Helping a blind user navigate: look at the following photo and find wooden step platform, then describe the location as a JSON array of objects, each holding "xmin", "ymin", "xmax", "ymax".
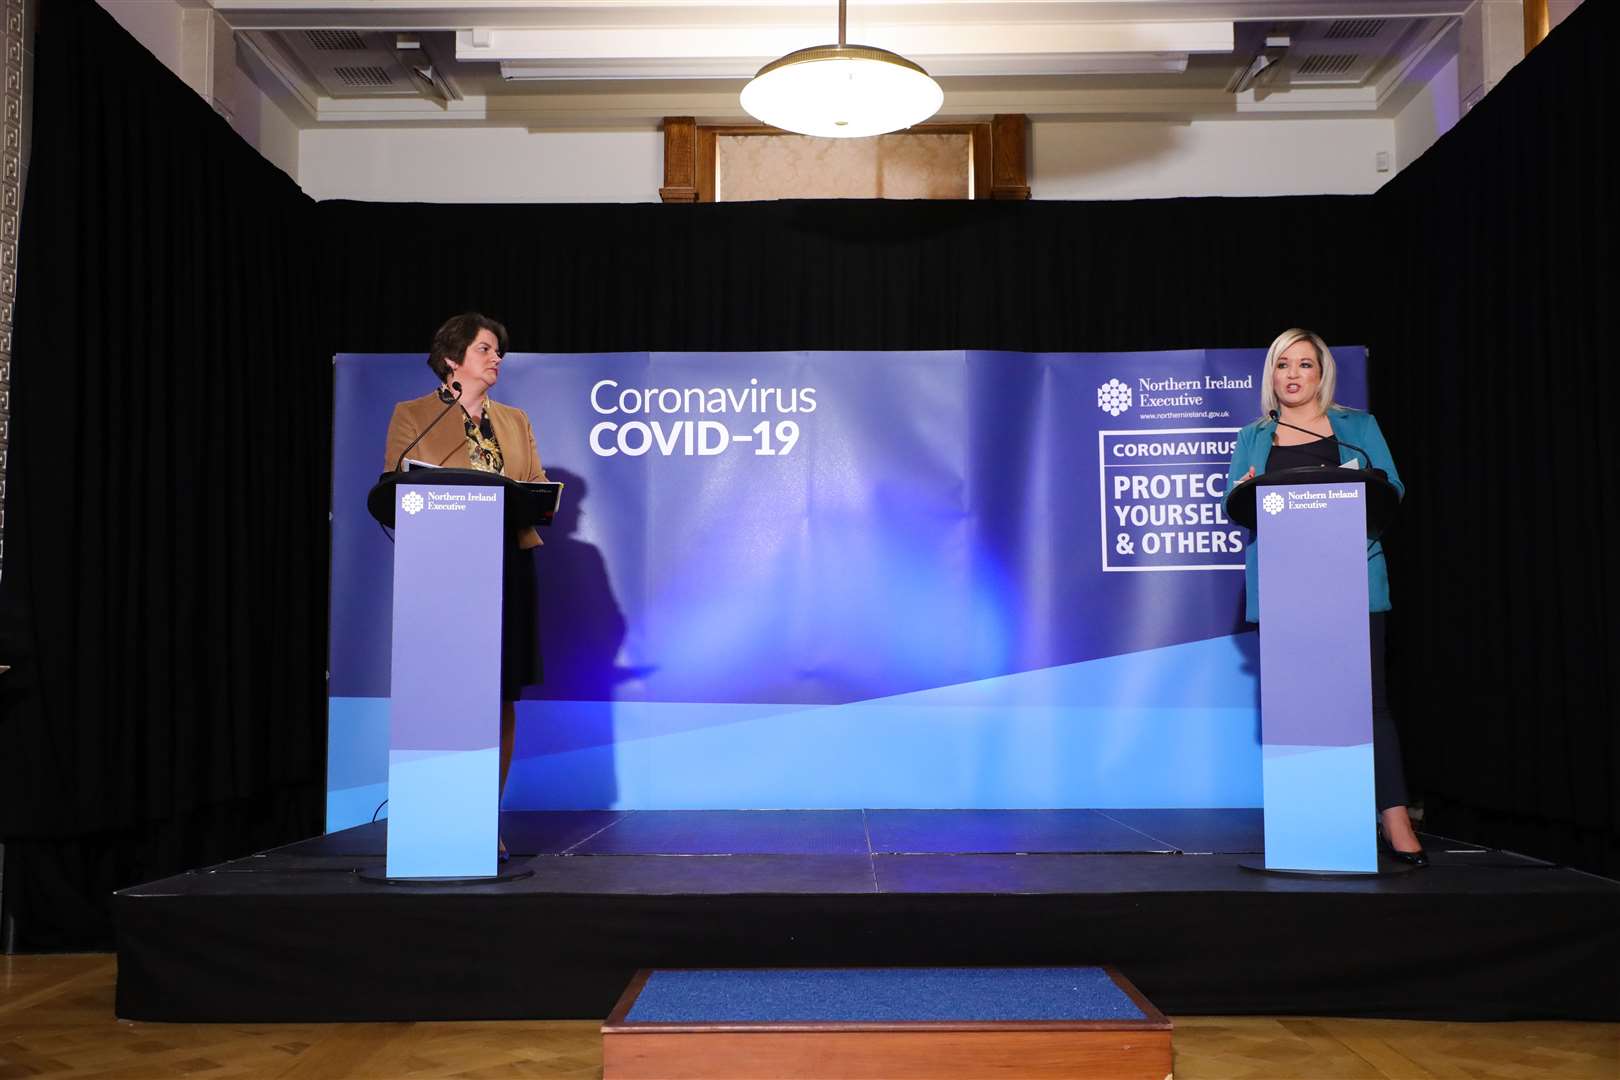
[{"xmin": 601, "ymin": 965, "xmax": 1172, "ymax": 1079}]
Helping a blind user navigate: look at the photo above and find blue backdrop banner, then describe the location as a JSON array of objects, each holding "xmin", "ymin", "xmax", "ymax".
[{"xmin": 327, "ymin": 347, "xmax": 1367, "ymax": 827}]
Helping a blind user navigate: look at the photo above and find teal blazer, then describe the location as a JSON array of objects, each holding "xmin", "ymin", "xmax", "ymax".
[{"xmin": 1224, "ymin": 408, "xmax": 1404, "ymax": 623}]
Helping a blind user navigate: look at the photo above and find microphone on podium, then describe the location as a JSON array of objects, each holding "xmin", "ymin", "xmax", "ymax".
[{"xmin": 1268, "ymin": 409, "xmax": 1382, "ymax": 476}]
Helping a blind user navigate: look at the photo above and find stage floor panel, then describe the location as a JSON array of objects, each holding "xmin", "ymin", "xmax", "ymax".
[
  {"xmin": 871, "ymin": 848, "xmax": 1566, "ymax": 894},
  {"xmin": 864, "ymin": 809, "xmax": 1176, "ymax": 854},
  {"xmin": 116, "ymin": 809, "xmax": 1620, "ymax": 1025},
  {"xmin": 1100, "ymin": 807, "xmax": 1266, "ymax": 853},
  {"xmin": 271, "ymin": 810, "xmax": 627, "ymax": 857},
  {"xmin": 568, "ymin": 809, "xmax": 872, "ymax": 856}
]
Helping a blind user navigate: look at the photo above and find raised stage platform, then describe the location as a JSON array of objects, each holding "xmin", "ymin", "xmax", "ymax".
[{"xmin": 114, "ymin": 809, "xmax": 1620, "ymax": 1023}]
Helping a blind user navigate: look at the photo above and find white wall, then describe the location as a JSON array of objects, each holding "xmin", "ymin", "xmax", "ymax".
[
  {"xmin": 297, "ymin": 118, "xmax": 1399, "ymax": 205},
  {"xmin": 1032, "ymin": 118, "xmax": 1394, "ymax": 200},
  {"xmin": 299, "ymin": 128, "xmax": 664, "ymax": 203},
  {"xmin": 211, "ymin": 23, "xmax": 303, "ymax": 181},
  {"xmin": 1549, "ymin": 1, "xmax": 1587, "ymax": 31},
  {"xmin": 1393, "ymin": 0, "xmax": 1589, "ymax": 176},
  {"xmin": 298, "ymin": 111, "xmax": 1479, "ymax": 203},
  {"xmin": 1394, "ymin": 51, "xmax": 1461, "ymax": 172},
  {"xmin": 97, "ymin": 0, "xmax": 301, "ymax": 182},
  {"xmin": 97, "ymin": 0, "xmax": 182, "ymax": 72},
  {"xmin": 235, "ymin": 88, "xmax": 302, "ymax": 183},
  {"xmin": 1459, "ymin": 0, "xmax": 1527, "ymax": 113}
]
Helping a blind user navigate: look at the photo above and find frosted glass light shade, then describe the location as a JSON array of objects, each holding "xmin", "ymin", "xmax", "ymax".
[{"xmin": 740, "ymin": 45, "xmax": 944, "ymax": 138}]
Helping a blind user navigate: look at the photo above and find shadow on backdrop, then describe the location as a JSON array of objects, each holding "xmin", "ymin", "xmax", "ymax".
[{"xmin": 509, "ymin": 468, "xmax": 633, "ymax": 808}]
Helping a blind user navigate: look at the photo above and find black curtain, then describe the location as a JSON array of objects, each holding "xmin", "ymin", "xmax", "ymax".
[
  {"xmin": 1, "ymin": 0, "xmax": 1613, "ymax": 949},
  {"xmin": 313, "ymin": 195, "xmax": 1373, "ymax": 355},
  {"xmin": 0, "ymin": 0, "xmax": 327, "ymax": 947},
  {"xmin": 1371, "ymin": 2, "xmax": 1617, "ymax": 875}
]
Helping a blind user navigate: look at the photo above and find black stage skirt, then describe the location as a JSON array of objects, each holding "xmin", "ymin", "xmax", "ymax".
[{"xmin": 501, "ymin": 541, "xmax": 541, "ymax": 700}]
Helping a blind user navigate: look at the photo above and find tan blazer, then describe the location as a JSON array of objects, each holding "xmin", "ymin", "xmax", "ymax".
[{"xmin": 384, "ymin": 389, "xmax": 549, "ymax": 548}]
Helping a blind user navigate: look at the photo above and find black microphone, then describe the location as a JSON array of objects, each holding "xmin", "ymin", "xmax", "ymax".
[
  {"xmin": 392, "ymin": 381, "xmax": 463, "ymax": 473},
  {"xmin": 1268, "ymin": 409, "xmax": 1382, "ymax": 475}
]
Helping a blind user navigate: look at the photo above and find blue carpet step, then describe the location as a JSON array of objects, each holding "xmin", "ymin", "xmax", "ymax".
[{"xmin": 602, "ymin": 966, "xmax": 1172, "ymax": 1079}]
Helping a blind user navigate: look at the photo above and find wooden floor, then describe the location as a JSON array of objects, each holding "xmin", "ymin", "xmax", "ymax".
[{"xmin": 3, "ymin": 955, "xmax": 1615, "ymax": 1079}]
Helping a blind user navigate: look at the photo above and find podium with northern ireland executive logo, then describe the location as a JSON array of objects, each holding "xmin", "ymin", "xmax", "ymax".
[
  {"xmin": 366, "ymin": 469, "xmax": 560, "ymax": 881},
  {"xmin": 1228, "ymin": 467, "xmax": 1400, "ymax": 874}
]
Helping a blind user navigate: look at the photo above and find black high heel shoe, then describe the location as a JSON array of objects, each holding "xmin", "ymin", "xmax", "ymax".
[
  {"xmin": 498, "ymin": 836, "xmax": 510, "ymax": 864},
  {"xmin": 1378, "ymin": 831, "xmax": 1429, "ymax": 868}
]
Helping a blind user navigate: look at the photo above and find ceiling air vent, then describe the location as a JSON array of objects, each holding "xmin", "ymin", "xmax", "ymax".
[
  {"xmin": 305, "ymin": 30, "xmax": 368, "ymax": 52},
  {"xmin": 332, "ymin": 65, "xmax": 394, "ymax": 88},
  {"xmin": 1324, "ymin": 19, "xmax": 1387, "ymax": 41},
  {"xmin": 1298, "ymin": 53, "xmax": 1358, "ymax": 77}
]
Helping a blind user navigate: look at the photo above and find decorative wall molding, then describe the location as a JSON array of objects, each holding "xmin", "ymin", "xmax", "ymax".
[{"xmin": 0, "ymin": 0, "xmax": 26, "ymax": 568}]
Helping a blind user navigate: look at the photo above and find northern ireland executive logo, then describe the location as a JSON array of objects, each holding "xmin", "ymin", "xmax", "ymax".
[
  {"xmin": 401, "ymin": 490, "xmax": 425, "ymax": 516},
  {"xmin": 1097, "ymin": 378, "xmax": 1132, "ymax": 417},
  {"xmin": 1262, "ymin": 492, "xmax": 1284, "ymax": 516}
]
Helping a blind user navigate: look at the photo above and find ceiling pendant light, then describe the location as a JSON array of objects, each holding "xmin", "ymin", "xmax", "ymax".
[{"xmin": 740, "ymin": 0, "xmax": 944, "ymax": 138}]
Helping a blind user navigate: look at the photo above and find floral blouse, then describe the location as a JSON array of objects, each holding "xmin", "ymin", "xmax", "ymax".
[{"xmin": 462, "ymin": 403, "xmax": 504, "ymax": 474}]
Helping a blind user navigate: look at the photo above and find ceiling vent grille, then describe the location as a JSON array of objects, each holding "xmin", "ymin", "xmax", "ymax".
[
  {"xmin": 305, "ymin": 30, "xmax": 368, "ymax": 52},
  {"xmin": 332, "ymin": 65, "xmax": 394, "ymax": 87},
  {"xmin": 1325, "ymin": 19, "xmax": 1387, "ymax": 40},
  {"xmin": 1298, "ymin": 53, "xmax": 1359, "ymax": 76}
]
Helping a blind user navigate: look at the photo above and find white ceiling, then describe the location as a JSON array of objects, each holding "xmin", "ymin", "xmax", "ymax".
[{"xmin": 209, "ymin": 0, "xmax": 1470, "ymax": 129}]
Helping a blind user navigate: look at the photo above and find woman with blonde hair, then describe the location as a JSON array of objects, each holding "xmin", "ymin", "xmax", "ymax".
[{"xmin": 1225, "ymin": 328, "xmax": 1425, "ymax": 865}]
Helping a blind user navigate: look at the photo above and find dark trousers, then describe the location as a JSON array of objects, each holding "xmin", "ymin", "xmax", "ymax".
[{"xmin": 1370, "ymin": 612, "xmax": 1409, "ymax": 812}]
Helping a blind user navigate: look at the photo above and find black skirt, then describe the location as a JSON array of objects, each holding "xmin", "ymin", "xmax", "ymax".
[{"xmin": 501, "ymin": 541, "xmax": 541, "ymax": 700}]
